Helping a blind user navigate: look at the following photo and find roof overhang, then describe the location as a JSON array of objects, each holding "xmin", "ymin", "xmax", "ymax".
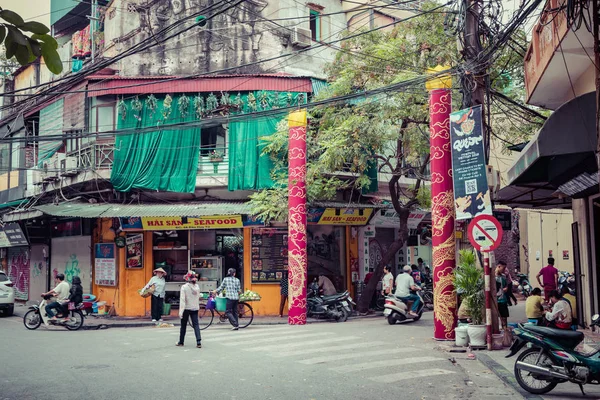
[{"xmin": 498, "ymin": 91, "xmax": 598, "ymax": 209}]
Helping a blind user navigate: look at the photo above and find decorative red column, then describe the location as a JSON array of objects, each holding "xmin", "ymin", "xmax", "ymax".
[
  {"xmin": 287, "ymin": 110, "xmax": 308, "ymax": 325},
  {"xmin": 426, "ymin": 67, "xmax": 457, "ymax": 340}
]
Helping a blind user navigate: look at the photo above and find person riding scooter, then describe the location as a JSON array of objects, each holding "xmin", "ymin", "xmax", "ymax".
[
  {"xmin": 68, "ymin": 276, "xmax": 83, "ymax": 309},
  {"xmin": 395, "ymin": 265, "xmax": 422, "ymax": 318},
  {"xmin": 42, "ymin": 274, "xmax": 70, "ymax": 321}
]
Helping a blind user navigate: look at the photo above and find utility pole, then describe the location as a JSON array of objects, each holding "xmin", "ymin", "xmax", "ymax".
[{"xmin": 461, "ymin": 0, "xmax": 500, "ymax": 336}]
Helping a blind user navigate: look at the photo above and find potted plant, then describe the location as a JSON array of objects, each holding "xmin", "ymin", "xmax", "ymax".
[
  {"xmin": 209, "ymin": 150, "xmax": 224, "ymax": 163},
  {"xmin": 454, "ymin": 249, "xmax": 486, "ymax": 346}
]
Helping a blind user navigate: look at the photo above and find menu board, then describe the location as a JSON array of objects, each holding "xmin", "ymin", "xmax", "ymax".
[
  {"xmin": 126, "ymin": 234, "xmax": 143, "ymax": 268},
  {"xmin": 95, "ymin": 243, "xmax": 117, "ymax": 286},
  {"xmin": 251, "ymin": 228, "xmax": 288, "ymax": 283}
]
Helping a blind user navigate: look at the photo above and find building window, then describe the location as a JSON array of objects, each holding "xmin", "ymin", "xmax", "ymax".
[
  {"xmin": 309, "ymin": 9, "xmax": 321, "ymax": 41},
  {"xmin": 200, "ymin": 124, "xmax": 227, "ymax": 156},
  {"xmin": 90, "ymin": 97, "xmax": 116, "ymax": 134},
  {"xmin": 65, "ymin": 130, "xmax": 82, "ymax": 154}
]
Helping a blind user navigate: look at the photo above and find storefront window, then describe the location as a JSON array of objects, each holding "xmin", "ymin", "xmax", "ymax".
[{"xmin": 308, "ymin": 225, "xmax": 346, "ymax": 291}]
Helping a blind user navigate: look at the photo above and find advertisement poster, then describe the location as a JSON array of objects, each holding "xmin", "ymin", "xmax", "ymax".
[
  {"xmin": 95, "ymin": 243, "xmax": 117, "ymax": 286},
  {"xmin": 449, "ymin": 105, "xmax": 492, "ymax": 220},
  {"xmin": 125, "ymin": 234, "xmax": 143, "ymax": 268}
]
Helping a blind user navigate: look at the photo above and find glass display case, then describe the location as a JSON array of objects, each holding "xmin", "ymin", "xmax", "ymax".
[{"xmin": 192, "ymin": 256, "xmax": 222, "ymax": 292}]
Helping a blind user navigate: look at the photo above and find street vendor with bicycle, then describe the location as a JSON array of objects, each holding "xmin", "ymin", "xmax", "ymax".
[{"xmin": 213, "ymin": 268, "xmax": 242, "ymax": 331}]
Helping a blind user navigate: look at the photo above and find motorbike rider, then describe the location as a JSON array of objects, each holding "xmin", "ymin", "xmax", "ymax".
[
  {"xmin": 544, "ymin": 289, "xmax": 572, "ymax": 330},
  {"xmin": 42, "ymin": 273, "xmax": 70, "ymax": 321},
  {"xmin": 68, "ymin": 276, "xmax": 84, "ymax": 310},
  {"xmin": 318, "ymin": 274, "xmax": 336, "ymax": 296},
  {"xmin": 394, "ymin": 265, "xmax": 421, "ymax": 318}
]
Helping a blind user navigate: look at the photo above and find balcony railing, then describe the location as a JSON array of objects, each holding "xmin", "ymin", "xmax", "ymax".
[
  {"xmin": 198, "ymin": 147, "xmax": 229, "ymax": 175},
  {"xmin": 75, "ymin": 142, "xmax": 116, "ymax": 171}
]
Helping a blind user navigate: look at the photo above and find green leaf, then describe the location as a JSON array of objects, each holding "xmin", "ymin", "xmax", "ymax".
[
  {"xmin": 14, "ymin": 44, "xmax": 30, "ymax": 65},
  {"xmin": 27, "ymin": 38, "xmax": 42, "ymax": 57},
  {"xmin": 31, "ymin": 33, "xmax": 58, "ymax": 49},
  {"xmin": 0, "ymin": 26, "xmax": 6, "ymax": 44},
  {"xmin": 4, "ymin": 31, "xmax": 17, "ymax": 59},
  {"xmin": 6, "ymin": 26, "xmax": 27, "ymax": 45},
  {"xmin": 0, "ymin": 9, "xmax": 25, "ymax": 26},
  {"xmin": 40, "ymin": 42, "xmax": 63, "ymax": 74},
  {"xmin": 20, "ymin": 21, "xmax": 50, "ymax": 35}
]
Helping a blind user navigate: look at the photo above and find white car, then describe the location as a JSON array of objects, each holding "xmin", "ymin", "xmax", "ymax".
[{"xmin": 0, "ymin": 270, "xmax": 15, "ymax": 316}]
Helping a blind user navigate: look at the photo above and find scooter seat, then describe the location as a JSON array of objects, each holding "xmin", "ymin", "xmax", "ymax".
[{"xmin": 524, "ymin": 325, "xmax": 584, "ymax": 348}]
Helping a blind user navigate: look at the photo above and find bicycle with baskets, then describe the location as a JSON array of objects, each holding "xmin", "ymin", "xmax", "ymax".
[{"xmin": 189, "ymin": 291, "xmax": 261, "ymax": 330}]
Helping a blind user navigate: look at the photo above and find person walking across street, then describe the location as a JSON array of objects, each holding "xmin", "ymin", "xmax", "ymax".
[
  {"xmin": 537, "ymin": 257, "xmax": 559, "ymax": 302},
  {"xmin": 176, "ymin": 271, "xmax": 202, "ymax": 348},
  {"xmin": 214, "ymin": 268, "xmax": 242, "ymax": 330},
  {"xmin": 142, "ymin": 267, "xmax": 167, "ymax": 322}
]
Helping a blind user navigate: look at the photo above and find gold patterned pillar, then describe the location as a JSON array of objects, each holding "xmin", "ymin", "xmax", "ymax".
[{"xmin": 426, "ymin": 66, "xmax": 457, "ymax": 340}]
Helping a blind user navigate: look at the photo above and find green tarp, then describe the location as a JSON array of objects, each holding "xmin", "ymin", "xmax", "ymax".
[
  {"xmin": 111, "ymin": 95, "xmax": 201, "ymax": 193},
  {"xmin": 38, "ymin": 99, "xmax": 64, "ymax": 167}
]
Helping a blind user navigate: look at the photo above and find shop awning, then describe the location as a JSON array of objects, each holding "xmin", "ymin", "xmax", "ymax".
[
  {"xmin": 34, "ymin": 202, "xmax": 253, "ymax": 218},
  {"xmin": 506, "ymin": 92, "xmax": 597, "ymax": 187},
  {"xmin": 497, "ymin": 92, "xmax": 597, "ymax": 209}
]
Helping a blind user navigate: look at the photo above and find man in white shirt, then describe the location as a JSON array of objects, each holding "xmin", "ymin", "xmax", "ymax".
[
  {"xmin": 43, "ymin": 273, "xmax": 70, "ymax": 320},
  {"xmin": 395, "ymin": 265, "xmax": 422, "ymax": 317}
]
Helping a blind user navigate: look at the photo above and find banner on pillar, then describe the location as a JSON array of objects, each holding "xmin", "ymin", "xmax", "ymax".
[{"xmin": 449, "ymin": 105, "xmax": 492, "ymax": 221}]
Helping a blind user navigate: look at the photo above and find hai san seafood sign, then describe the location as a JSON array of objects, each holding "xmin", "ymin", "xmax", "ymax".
[
  {"xmin": 449, "ymin": 105, "xmax": 492, "ymax": 221},
  {"xmin": 140, "ymin": 216, "xmax": 243, "ymax": 230}
]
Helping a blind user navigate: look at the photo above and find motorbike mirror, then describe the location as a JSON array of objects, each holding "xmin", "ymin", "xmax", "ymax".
[{"xmin": 592, "ymin": 314, "xmax": 600, "ymax": 325}]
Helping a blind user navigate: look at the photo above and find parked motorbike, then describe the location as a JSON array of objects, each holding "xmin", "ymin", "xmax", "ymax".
[
  {"xmin": 506, "ymin": 314, "xmax": 600, "ymax": 395},
  {"xmin": 421, "ymin": 282, "xmax": 434, "ymax": 310},
  {"xmin": 23, "ymin": 294, "xmax": 85, "ymax": 331},
  {"xmin": 307, "ymin": 283, "xmax": 353, "ymax": 322},
  {"xmin": 383, "ymin": 291, "xmax": 425, "ymax": 324},
  {"xmin": 558, "ymin": 271, "xmax": 576, "ymax": 296},
  {"xmin": 516, "ymin": 273, "xmax": 532, "ymax": 297}
]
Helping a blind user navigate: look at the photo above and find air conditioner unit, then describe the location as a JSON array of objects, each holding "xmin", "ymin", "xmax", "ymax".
[
  {"xmin": 41, "ymin": 158, "xmax": 59, "ymax": 182},
  {"xmin": 60, "ymin": 156, "xmax": 79, "ymax": 177},
  {"xmin": 486, "ymin": 165, "xmax": 501, "ymax": 198},
  {"xmin": 291, "ymin": 27, "xmax": 312, "ymax": 48},
  {"xmin": 28, "ymin": 169, "xmax": 43, "ymax": 186}
]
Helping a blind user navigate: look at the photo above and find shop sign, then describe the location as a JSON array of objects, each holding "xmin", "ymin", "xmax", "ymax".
[
  {"xmin": 95, "ymin": 243, "xmax": 117, "ymax": 286},
  {"xmin": 368, "ymin": 210, "xmax": 426, "ymax": 229},
  {"xmin": 125, "ymin": 234, "xmax": 143, "ymax": 269},
  {"xmin": 317, "ymin": 208, "xmax": 373, "ymax": 225},
  {"xmin": 0, "ymin": 223, "xmax": 28, "ymax": 247},
  {"xmin": 450, "ymin": 105, "xmax": 493, "ymax": 221},
  {"xmin": 120, "ymin": 217, "xmax": 143, "ymax": 231},
  {"xmin": 307, "ymin": 208, "xmax": 326, "ymax": 223},
  {"xmin": 363, "ymin": 226, "xmax": 376, "ymax": 238},
  {"xmin": 140, "ymin": 215, "xmax": 243, "ymax": 230}
]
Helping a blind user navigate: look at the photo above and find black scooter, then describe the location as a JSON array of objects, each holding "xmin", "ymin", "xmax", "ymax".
[{"xmin": 307, "ymin": 282, "xmax": 353, "ymax": 322}]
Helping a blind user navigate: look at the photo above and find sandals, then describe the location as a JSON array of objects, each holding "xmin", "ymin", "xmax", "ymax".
[
  {"xmin": 196, "ymin": 344, "xmax": 202, "ymax": 348},
  {"xmin": 175, "ymin": 343, "xmax": 184, "ymax": 347}
]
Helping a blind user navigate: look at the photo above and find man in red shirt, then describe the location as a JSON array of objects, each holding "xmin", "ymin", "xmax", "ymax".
[{"xmin": 537, "ymin": 257, "xmax": 559, "ymax": 302}]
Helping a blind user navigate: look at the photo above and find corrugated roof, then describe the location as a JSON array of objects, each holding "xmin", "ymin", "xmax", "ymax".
[
  {"xmin": 35, "ymin": 202, "xmax": 252, "ymax": 218},
  {"xmin": 86, "ymin": 75, "xmax": 313, "ymax": 97},
  {"xmin": 311, "ymin": 201, "xmax": 391, "ymax": 209}
]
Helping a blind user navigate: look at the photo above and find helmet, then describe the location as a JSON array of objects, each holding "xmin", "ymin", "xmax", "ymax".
[
  {"xmin": 71, "ymin": 276, "xmax": 82, "ymax": 285},
  {"xmin": 184, "ymin": 271, "xmax": 197, "ymax": 282},
  {"xmin": 403, "ymin": 265, "xmax": 412, "ymax": 273}
]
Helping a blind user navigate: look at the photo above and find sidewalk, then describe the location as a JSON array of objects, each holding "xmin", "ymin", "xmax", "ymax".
[{"xmin": 10, "ymin": 303, "xmax": 381, "ymax": 330}]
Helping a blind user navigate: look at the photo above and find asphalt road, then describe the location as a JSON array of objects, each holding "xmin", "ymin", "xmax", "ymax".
[{"xmin": 1, "ymin": 311, "xmax": 486, "ymax": 400}]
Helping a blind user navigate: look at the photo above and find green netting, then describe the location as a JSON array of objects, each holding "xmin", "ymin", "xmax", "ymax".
[
  {"xmin": 111, "ymin": 95, "xmax": 201, "ymax": 193},
  {"xmin": 38, "ymin": 99, "xmax": 64, "ymax": 167}
]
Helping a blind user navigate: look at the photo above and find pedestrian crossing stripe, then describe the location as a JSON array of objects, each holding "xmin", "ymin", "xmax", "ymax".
[
  {"xmin": 370, "ymin": 368, "xmax": 456, "ymax": 383},
  {"xmin": 271, "ymin": 341, "xmax": 387, "ymax": 357},
  {"xmin": 330, "ymin": 356, "xmax": 445, "ymax": 373},
  {"xmin": 246, "ymin": 336, "xmax": 359, "ymax": 352},
  {"xmin": 298, "ymin": 348, "xmax": 415, "ymax": 365},
  {"xmin": 220, "ymin": 332, "xmax": 333, "ymax": 346}
]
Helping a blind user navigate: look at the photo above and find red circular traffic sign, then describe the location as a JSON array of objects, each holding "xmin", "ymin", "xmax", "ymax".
[{"xmin": 467, "ymin": 215, "xmax": 503, "ymax": 251}]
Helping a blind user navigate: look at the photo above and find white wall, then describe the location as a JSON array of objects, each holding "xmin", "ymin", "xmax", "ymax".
[{"xmin": 51, "ymin": 236, "xmax": 92, "ymax": 293}]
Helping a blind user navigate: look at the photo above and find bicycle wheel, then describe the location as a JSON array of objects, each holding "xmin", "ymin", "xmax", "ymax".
[
  {"xmin": 237, "ymin": 302, "xmax": 254, "ymax": 329},
  {"xmin": 190, "ymin": 304, "xmax": 214, "ymax": 330}
]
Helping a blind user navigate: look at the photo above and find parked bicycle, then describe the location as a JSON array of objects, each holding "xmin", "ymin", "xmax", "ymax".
[{"xmin": 189, "ymin": 294, "xmax": 254, "ymax": 330}]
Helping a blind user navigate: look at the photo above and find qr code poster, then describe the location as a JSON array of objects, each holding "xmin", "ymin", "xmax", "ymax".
[{"xmin": 449, "ymin": 106, "xmax": 493, "ymax": 221}]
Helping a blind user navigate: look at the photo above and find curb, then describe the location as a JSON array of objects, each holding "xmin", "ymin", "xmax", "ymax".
[{"xmin": 476, "ymin": 353, "xmax": 542, "ymax": 400}]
